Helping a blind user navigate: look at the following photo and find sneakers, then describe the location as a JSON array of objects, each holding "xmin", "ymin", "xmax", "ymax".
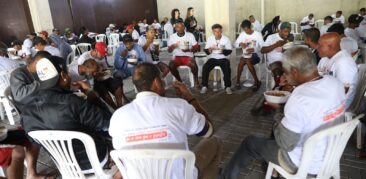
[
  {"xmin": 200, "ymin": 86, "xmax": 208, "ymax": 94},
  {"xmin": 225, "ymin": 87, "xmax": 232, "ymax": 95}
]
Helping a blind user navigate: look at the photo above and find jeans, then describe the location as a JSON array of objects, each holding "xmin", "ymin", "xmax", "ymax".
[
  {"xmin": 201, "ymin": 58, "xmax": 231, "ymax": 88},
  {"xmin": 114, "ymin": 67, "xmax": 135, "ymax": 80},
  {"xmin": 221, "ymin": 135, "xmax": 280, "ymax": 179}
]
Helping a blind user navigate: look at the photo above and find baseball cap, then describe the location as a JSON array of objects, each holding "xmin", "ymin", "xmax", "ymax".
[
  {"xmin": 348, "ymin": 14, "xmax": 363, "ymax": 24},
  {"xmin": 126, "ymin": 24, "xmax": 134, "ymax": 30},
  {"xmin": 64, "ymin": 28, "xmax": 72, "ymax": 33},
  {"xmin": 280, "ymin": 22, "xmax": 291, "ymax": 30},
  {"xmin": 95, "ymin": 42, "xmax": 107, "ymax": 57},
  {"xmin": 38, "ymin": 31, "xmax": 49, "ymax": 37},
  {"xmin": 122, "ymin": 34, "xmax": 134, "ymax": 42},
  {"xmin": 36, "ymin": 58, "xmax": 60, "ymax": 89}
]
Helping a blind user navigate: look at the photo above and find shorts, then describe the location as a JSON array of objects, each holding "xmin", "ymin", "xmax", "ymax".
[
  {"xmin": 173, "ymin": 56, "xmax": 193, "ymax": 66},
  {"xmin": 0, "ymin": 130, "xmax": 32, "ymax": 167},
  {"xmin": 242, "ymin": 53, "xmax": 260, "ymax": 65}
]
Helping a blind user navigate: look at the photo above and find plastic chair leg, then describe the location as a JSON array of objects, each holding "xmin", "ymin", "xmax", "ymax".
[
  {"xmin": 2, "ymin": 98, "xmax": 15, "ymax": 125},
  {"xmin": 0, "ymin": 102, "xmax": 4, "ymax": 120},
  {"xmin": 357, "ymin": 123, "xmax": 363, "ymax": 149}
]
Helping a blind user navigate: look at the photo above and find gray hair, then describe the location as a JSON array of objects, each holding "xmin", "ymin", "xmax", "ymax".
[{"xmin": 282, "ymin": 46, "xmax": 317, "ymax": 76}]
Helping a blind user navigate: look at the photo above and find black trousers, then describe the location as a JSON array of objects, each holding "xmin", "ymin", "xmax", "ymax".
[{"xmin": 201, "ymin": 58, "xmax": 231, "ymax": 88}]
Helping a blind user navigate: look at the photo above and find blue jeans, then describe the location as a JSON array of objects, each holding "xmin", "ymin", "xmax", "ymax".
[{"xmin": 113, "ymin": 67, "xmax": 135, "ymax": 80}]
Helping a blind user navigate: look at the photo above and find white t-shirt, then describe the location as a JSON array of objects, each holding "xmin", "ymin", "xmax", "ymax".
[
  {"xmin": 282, "ymin": 75, "xmax": 346, "ymax": 174},
  {"xmin": 235, "ymin": 31, "xmax": 264, "ymax": 58},
  {"xmin": 152, "ymin": 22, "xmax": 161, "ymax": 30},
  {"xmin": 138, "ymin": 23, "xmax": 148, "ymax": 33},
  {"xmin": 168, "ymin": 32, "xmax": 197, "ymax": 58},
  {"xmin": 0, "ymin": 57, "xmax": 19, "ymax": 95},
  {"xmin": 138, "ymin": 36, "xmax": 159, "ymax": 64},
  {"xmin": 44, "ymin": 46, "xmax": 61, "ymax": 57},
  {"xmin": 109, "ymin": 92, "xmax": 206, "ymax": 179},
  {"xmin": 345, "ymin": 27, "xmax": 363, "ymax": 45},
  {"xmin": 319, "ymin": 23, "xmax": 333, "ymax": 35},
  {"xmin": 68, "ymin": 63, "xmax": 86, "ymax": 82},
  {"xmin": 300, "ymin": 16, "xmax": 315, "ymax": 31},
  {"xmin": 205, "ymin": 35, "xmax": 232, "ymax": 59},
  {"xmin": 356, "ymin": 25, "xmax": 366, "ymax": 38},
  {"xmin": 252, "ymin": 20, "xmax": 263, "ymax": 32},
  {"xmin": 331, "ymin": 14, "xmax": 345, "ymax": 24},
  {"xmin": 263, "ymin": 33, "xmax": 284, "ymax": 65},
  {"xmin": 131, "ymin": 30, "xmax": 140, "ymax": 41},
  {"xmin": 22, "ymin": 38, "xmax": 32, "ymax": 56},
  {"xmin": 164, "ymin": 23, "xmax": 174, "ymax": 37},
  {"xmin": 77, "ymin": 51, "xmax": 108, "ymax": 70}
]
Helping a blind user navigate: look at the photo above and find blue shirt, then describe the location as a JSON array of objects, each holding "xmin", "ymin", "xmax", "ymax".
[{"xmin": 114, "ymin": 44, "xmax": 146, "ymax": 71}]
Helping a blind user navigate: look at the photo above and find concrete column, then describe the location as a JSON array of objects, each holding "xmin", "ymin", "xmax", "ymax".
[
  {"xmin": 27, "ymin": 0, "xmax": 54, "ymax": 33},
  {"xmin": 204, "ymin": 0, "xmax": 236, "ymax": 78}
]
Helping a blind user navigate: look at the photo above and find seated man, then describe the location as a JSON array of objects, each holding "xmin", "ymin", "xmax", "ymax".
[
  {"xmin": 261, "ymin": 22, "xmax": 292, "ymax": 88},
  {"xmin": 201, "ymin": 24, "xmax": 233, "ymax": 94},
  {"xmin": 320, "ymin": 16, "xmax": 333, "ymax": 35},
  {"xmin": 10, "ymin": 40, "xmax": 27, "ymax": 61},
  {"xmin": 300, "ymin": 13, "xmax": 315, "ymax": 32},
  {"xmin": 345, "ymin": 14, "xmax": 364, "ymax": 45},
  {"xmin": 138, "ymin": 26, "xmax": 170, "ymax": 77},
  {"xmin": 22, "ymin": 57, "xmax": 112, "ymax": 174},
  {"xmin": 317, "ymin": 32, "xmax": 358, "ymax": 109},
  {"xmin": 303, "ymin": 28, "xmax": 321, "ymax": 63},
  {"xmin": 126, "ymin": 24, "xmax": 140, "ymax": 42},
  {"xmin": 221, "ymin": 47, "xmax": 346, "ymax": 179},
  {"xmin": 109, "ymin": 63, "xmax": 222, "ymax": 179},
  {"xmin": 327, "ymin": 23, "xmax": 359, "ymax": 56},
  {"xmin": 68, "ymin": 59, "xmax": 98, "ymax": 83},
  {"xmin": 22, "ymin": 33, "xmax": 37, "ymax": 62},
  {"xmin": 235, "ymin": 20, "xmax": 264, "ymax": 91},
  {"xmin": 332, "ymin": 10, "xmax": 345, "ymax": 24},
  {"xmin": 168, "ymin": 20, "xmax": 200, "ymax": 87},
  {"xmin": 115, "ymin": 34, "xmax": 146, "ymax": 79},
  {"xmin": 32, "ymin": 37, "xmax": 61, "ymax": 58},
  {"xmin": 77, "ymin": 42, "xmax": 125, "ymax": 108},
  {"xmin": 78, "ymin": 26, "xmax": 95, "ymax": 44}
]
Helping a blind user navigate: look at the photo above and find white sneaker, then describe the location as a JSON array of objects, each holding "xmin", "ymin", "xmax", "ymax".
[
  {"xmin": 200, "ymin": 86, "xmax": 208, "ymax": 94},
  {"xmin": 226, "ymin": 87, "xmax": 233, "ymax": 95}
]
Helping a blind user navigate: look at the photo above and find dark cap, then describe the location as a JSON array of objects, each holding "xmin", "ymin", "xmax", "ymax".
[
  {"xmin": 122, "ymin": 34, "xmax": 134, "ymax": 42},
  {"xmin": 348, "ymin": 14, "xmax": 363, "ymax": 24},
  {"xmin": 27, "ymin": 32, "xmax": 37, "ymax": 37}
]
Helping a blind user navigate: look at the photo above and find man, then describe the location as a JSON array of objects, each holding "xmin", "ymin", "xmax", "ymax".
[
  {"xmin": 138, "ymin": 19, "xmax": 148, "ymax": 35},
  {"xmin": 126, "ymin": 24, "xmax": 140, "ymax": 42},
  {"xmin": 249, "ymin": 15, "xmax": 263, "ymax": 32},
  {"xmin": 221, "ymin": 47, "xmax": 346, "ymax": 179},
  {"xmin": 168, "ymin": 20, "xmax": 200, "ymax": 88},
  {"xmin": 235, "ymin": 20, "xmax": 264, "ymax": 91},
  {"xmin": 32, "ymin": 37, "xmax": 61, "ymax": 57},
  {"xmin": 64, "ymin": 28, "xmax": 78, "ymax": 45},
  {"xmin": 68, "ymin": 59, "xmax": 98, "ymax": 83},
  {"xmin": 345, "ymin": 14, "xmax": 364, "ymax": 45},
  {"xmin": 115, "ymin": 34, "xmax": 146, "ymax": 79},
  {"xmin": 138, "ymin": 26, "xmax": 170, "ymax": 77},
  {"xmin": 10, "ymin": 40, "xmax": 27, "ymax": 63},
  {"xmin": 320, "ymin": 16, "xmax": 333, "ymax": 35},
  {"xmin": 22, "ymin": 56, "xmax": 113, "ymax": 174},
  {"xmin": 77, "ymin": 42, "xmax": 126, "ymax": 109},
  {"xmin": 50, "ymin": 29, "xmax": 73, "ymax": 60},
  {"xmin": 22, "ymin": 32, "xmax": 36, "ymax": 62},
  {"xmin": 303, "ymin": 28, "xmax": 321, "ymax": 63},
  {"xmin": 332, "ymin": 10, "xmax": 345, "ymax": 24},
  {"xmin": 200, "ymin": 24, "xmax": 232, "ymax": 94},
  {"xmin": 261, "ymin": 22, "xmax": 291, "ymax": 88},
  {"xmin": 109, "ymin": 63, "xmax": 222, "ymax": 179},
  {"xmin": 152, "ymin": 19, "xmax": 161, "ymax": 30},
  {"xmin": 0, "ymin": 42, "xmax": 19, "ymax": 98},
  {"xmin": 300, "ymin": 13, "xmax": 315, "ymax": 32},
  {"xmin": 317, "ymin": 32, "xmax": 358, "ymax": 108},
  {"xmin": 78, "ymin": 27, "xmax": 95, "ymax": 44}
]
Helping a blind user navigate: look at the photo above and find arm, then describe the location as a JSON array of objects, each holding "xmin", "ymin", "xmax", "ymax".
[
  {"xmin": 114, "ymin": 46, "xmax": 127, "ymax": 70},
  {"xmin": 10, "ymin": 70, "xmax": 40, "ymax": 102},
  {"xmin": 137, "ymin": 46, "xmax": 146, "ymax": 63},
  {"xmin": 261, "ymin": 40, "xmax": 286, "ymax": 54}
]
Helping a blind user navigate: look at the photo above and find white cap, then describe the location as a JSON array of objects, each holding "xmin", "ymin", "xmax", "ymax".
[{"xmin": 36, "ymin": 58, "xmax": 59, "ymax": 89}]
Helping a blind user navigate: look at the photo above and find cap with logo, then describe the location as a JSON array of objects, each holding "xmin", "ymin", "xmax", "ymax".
[
  {"xmin": 36, "ymin": 58, "xmax": 60, "ymax": 89},
  {"xmin": 95, "ymin": 42, "xmax": 107, "ymax": 57}
]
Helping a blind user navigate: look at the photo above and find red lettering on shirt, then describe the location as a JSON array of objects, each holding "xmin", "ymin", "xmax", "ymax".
[
  {"xmin": 126, "ymin": 131, "xmax": 168, "ymax": 143},
  {"xmin": 323, "ymin": 103, "xmax": 345, "ymax": 121}
]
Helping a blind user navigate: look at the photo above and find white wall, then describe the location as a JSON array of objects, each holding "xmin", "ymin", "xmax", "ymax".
[
  {"xmin": 28, "ymin": 0, "xmax": 54, "ymax": 33},
  {"xmin": 156, "ymin": 0, "xmax": 205, "ymax": 26}
]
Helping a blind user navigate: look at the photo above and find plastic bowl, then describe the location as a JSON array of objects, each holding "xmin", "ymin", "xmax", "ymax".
[
  {"xmin": 264, "ymin": 90, "xmax": 291, "ymax": 104},
  {"xmin": 0, "ymin": 126, "xmax": 8, "ymax": 141},
  {"xmin": 127, "ymin": 58, "xmax": 138, "ymax": 63},
  {"xmin": 212, "ymin": 49, "xmax": 222, "ymax": 54},
  {"xmin": 283, "ymin": 42, "xmax": 294, "ymax": 50}
]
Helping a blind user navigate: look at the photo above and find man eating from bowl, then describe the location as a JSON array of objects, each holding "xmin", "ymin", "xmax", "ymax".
[{"xmin": 220, "ymin": 47, "xmax": 346, "ymax": 179}]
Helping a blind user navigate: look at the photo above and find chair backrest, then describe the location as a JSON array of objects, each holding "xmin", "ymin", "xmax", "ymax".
[
  {"xmin": 347, "ymin": 64, "xmax": 366, "ymax": 113},
  {"xmin": 28, "ymin": 130, "xmax": 108, "ymax": 179},
  {"xmin": 108, "ymin": 33, "xmax": 120, "ymax": 46},
  {"xmin": 237, "ymin": 22, "xmax": 242, "ymax": 34},
  {"xmin": 315, "ymin": 19, "xmax": 324, "ymax": 29},
  {"xmin": 66, "ymin": 52, "xmax": 75, "ymax": 64},
  {"xmin": 110, "ymin": 149, "xmax": 195, "ymax": 179},
  {"xmin": 289, "ymin": 22, "xmax": 298, "ymax": 34},
  {"xmin": 76, "ymin": 43, "xmax": 92, "ymax": 55},
  {"xmin": 0, "ymin": 70, "xmax": 13, "ymax": 96},
  {"xmin": 95, "ymin": 34, "xmax": 106, "ymax": 43},
  {"xmin": 294, "ymin": 115, "xmax": 362, "ymax": 178}
]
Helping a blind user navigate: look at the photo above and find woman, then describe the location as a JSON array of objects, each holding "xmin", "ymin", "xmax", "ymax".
[
  {"xmin": 170, "ymin": 9, "xmax": 183, "ymax": 29},
  {"xmin": 184, "ymin": 7, "xmax": 199, "ymax": 40},
  {"xmin": 261, "ymin": 16, "xmax": 281, "ymax": 40}
]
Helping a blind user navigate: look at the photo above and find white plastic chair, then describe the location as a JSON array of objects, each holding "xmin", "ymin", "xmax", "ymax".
[
  {"xmin": 345, "ymin": 64, "xmax": 366, "ymax": 149},
  {"xmin": 265, "ymin": 114, "xmax": 363, "ymax": 179},
  {"xmin": 242, "ymin": 63, "xmax": 262, "ymax": 87},
  {"xmin": 315, "ymin": 19, "xmax": 324, "ymax": 29},
  {"xmin": 173, "ymin": 66, "xmax": 195, "ymax": 88},
  {"xmin": 76, "ymin": 43, "xmax": 92, "ymax": 55},
  {"xmin": 289, "ymin": 22, "xmax": 301, "ymax": 40},
  {"xmin": 66, "ymin": 52, "xmax": 75, "ymax": 64},
  {"xmin": 194, "ymin": 52, "xmax": 208, "ymax": 78},
  {"xmin": 28, "ymin": 130, "xmax": 117, "ymax": 179},
  {"xmin": 110, "ymin": 149, "xmax": 195, "ymax": 179},
  {"xmin": 237, "ymin": 22, "xmax": 242, "ymax": 35},
  {"xmin": 95, "ymin": 34, "xmax": 106, "ymax": 43},
  {"xmin": 263, "ymin": 54, "xmax": 275, "ymax": 90},
  {"xmin": 0, "ymin": 70, "xmax": 16, "ymax": 125},
  {"xmin": 213, "ymin": 66, "xmax": 225, "ymax": 90},
  {"xmin": 107, "ymin": 33, "xmax": 120, "ymax": 56}
]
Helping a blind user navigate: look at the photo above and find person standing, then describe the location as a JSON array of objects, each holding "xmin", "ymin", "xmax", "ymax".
[
  {"xmin": 184, "ymin": 7, "xmax": 199, "ymax": 41},
  {"xmin": 170, "ymin": 9, "xmax": 183, "ymax": 31},
  {"xmin": 262, "ymin": 16, "xmax": 281, "ymax": 41}
]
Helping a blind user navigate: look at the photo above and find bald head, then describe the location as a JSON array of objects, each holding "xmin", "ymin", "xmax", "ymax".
[{"xmin": 318, "ymin": 32, "xmax": 341, "ymax": 58}]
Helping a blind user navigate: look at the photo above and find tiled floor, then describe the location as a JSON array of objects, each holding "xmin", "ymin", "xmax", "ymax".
[{"xmin": 1, "ymin": 50, "xmax": 366, "ymax": 178}]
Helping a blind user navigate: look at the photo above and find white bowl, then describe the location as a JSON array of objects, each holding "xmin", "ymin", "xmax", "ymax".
[
  {"xmin": 127, "ymin": 58, "xmax": 138, "ymax": 63},
  {"xmin": 0, "ymin": 126, "xmax": 8, "ymax": 141},
  {"xmin": 264, "ymin": 90, "xmax": 291, "ymax": 104},
  {"xmin": 283, "ymin": 42, "xmax": 294, "ymax": 50}
]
